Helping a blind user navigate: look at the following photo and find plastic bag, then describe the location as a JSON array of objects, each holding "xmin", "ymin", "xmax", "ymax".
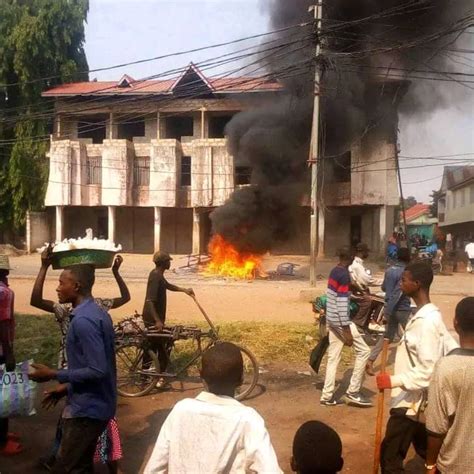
[{"xmin": 0, "ymin": 360, "xmax": 37, "ymax": 417}]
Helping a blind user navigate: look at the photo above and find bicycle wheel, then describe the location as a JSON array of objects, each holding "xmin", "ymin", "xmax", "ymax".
[
  {"xmin": 234, "ymin": 344, "xmax": 259, "ymax": 401},
  {"xmin": 116, "ymin": 341, "xmax": 159, "ymax": 397}
]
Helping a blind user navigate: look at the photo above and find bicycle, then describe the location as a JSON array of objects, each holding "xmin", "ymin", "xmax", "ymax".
[{"xmin": 114, "ymin": 297, "xmax": 259, "ymax": 401}]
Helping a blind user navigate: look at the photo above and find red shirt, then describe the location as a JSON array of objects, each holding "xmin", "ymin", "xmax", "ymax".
[{"xmin": 0, "ymin": 281, "xmax": 14, "ymax": 321}]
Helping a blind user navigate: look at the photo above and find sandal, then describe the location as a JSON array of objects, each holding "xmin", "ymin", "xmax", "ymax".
[
  {"xmin": 0, "ymin": 439, "xmax": 23, "ymax": 456},
  {"xmin": 7, "ymin": 432, "xmax": 20, "ymax": 441}
]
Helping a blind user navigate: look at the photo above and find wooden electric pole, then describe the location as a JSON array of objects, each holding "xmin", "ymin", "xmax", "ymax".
[{"xmin": 309, "ymin": 3, "xmax": 323, "ymax": 287}]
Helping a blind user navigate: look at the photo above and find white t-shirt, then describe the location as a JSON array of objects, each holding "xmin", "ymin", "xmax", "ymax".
[
  {"xmin": 465, "ymin": 242, "xmax": 474, "ymax": 258},
  {"xmin": 144, "ymin": 391, "xmax": 282, "ymax": 474}
]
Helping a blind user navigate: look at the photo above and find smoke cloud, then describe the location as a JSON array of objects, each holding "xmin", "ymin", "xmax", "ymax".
[{"xmin": 210, "ymin": 0, "xmax": 472, "ymax": 253}]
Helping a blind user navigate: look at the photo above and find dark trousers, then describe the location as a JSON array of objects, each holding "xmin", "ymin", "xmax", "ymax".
[
  {"xmin": 352, "ymin": 293, "xmax": 374, "ymax": 327},
  {"xmin": 52, "ymin": 417, "xmax": 108, "ymax": 474},
  {"xmin": 381, "ymin": 409, "xmax": 427, "ymax": 474}
]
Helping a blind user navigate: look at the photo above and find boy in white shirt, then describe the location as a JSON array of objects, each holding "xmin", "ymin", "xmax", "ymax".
[
  {"xmin": 376, "ymin": 262, "xmax": 457, "ymax": 473},
  {"xmin": 144, "ymin": 342, "xmax": 282, "ymax": 474}
]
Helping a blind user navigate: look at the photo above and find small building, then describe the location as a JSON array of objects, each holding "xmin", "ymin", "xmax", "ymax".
[
  {"xmin": 404, "ymin": 203, "xmax": 438, "ymax": 243},
  {"xmin": 28, "ymin": 65, "xmax": 404, "ymax": 257},
  {"xmin": 437, "ymin": 165, "xmax": 474, "ymax": 250}
]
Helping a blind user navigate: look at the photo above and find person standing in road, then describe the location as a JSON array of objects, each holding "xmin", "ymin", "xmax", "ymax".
[
  {"xmin": 320, "ymin": 250, "xmax": 372, "ymax": 408},
  {"xmin": 29, "ymin": 264, "xmax": 117, "ymax": 473},
  {"xmin": 424, "ymin": 297, "xmax": 474, "ymax": 474},
  {"xmin": 366, "ymin": 247, "xmax": 412, "ymax": 376},
  {"xmin": 376, "ymin": 262, "xmax": 457, "ymax": 473},
  {"xmin": 0, "ymin": 255, "xmax": 22, "ymax": 456},
  {"xmin": 142, "ymin": 252, "xmax": 194, "ymax": 386}
]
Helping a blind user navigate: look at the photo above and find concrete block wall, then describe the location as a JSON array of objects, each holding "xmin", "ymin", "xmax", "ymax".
[
  {"xmin": 149, "ymin": 139, "xmax": 178, "ymax": 207},
  {"xmin": 26, "ymin": 211, "xmax": 53, "ymax": 253}
]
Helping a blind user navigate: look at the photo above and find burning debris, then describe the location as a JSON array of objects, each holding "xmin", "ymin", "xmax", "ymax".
[
  {"xmin": 210, "ymin": 0, "xmax": 472, "ymax": 255},
  {"xmin": 204, "ymin": 234, "xmax": 265, "ymax": 280}
]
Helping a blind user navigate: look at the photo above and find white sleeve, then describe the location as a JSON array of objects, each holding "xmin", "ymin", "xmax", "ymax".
[
  {"xmin": 245, "ymin": 412, "xmax": 283, "ymax": 474},
  {"xmin": 143, "ymin": 414, "xmax": 172, "ymax": 474}
]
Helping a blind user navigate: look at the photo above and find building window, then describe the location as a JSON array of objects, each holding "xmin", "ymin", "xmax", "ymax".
[
  {"xmin": 181, "ymin": 156, "xmax": 191, "ymax": 186},
  {"xmin": 86, "ymin": 156, "xmax": 102, "ymax": 185},
  {"xmin": 117, "ymin": 116, "xmax": 145, "ymax": 141},
  {"xmin": 235, "ymin": 166, "xmax": 252, "ymax": 185},
  {"xmin": 209, "ymin": 115, "xmax": 233, "ymax": 138},
  {"xmin": 333, "ymin": 151, "xmax": 351, "ymax": 183},
  {"xmin": 78, "ymin": 116, "xmax": 106, "ymax": 144},
  {"xmin": 134, "ymin": 156, "xmax": 150, "ymax": 186},
  {"xmin": 165, "ymin": 116, "xmax": 194, "ymax": 141}
]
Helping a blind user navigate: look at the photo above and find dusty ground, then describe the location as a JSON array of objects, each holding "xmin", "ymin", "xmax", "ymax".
[{"xmin": 2, "ymin": 254, "xmax": 473, "ymax": 473}]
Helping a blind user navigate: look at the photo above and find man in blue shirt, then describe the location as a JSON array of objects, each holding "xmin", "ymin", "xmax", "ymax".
[
  {"xmin": 30, "ymin": 264, "xmax": 116, "ymax": 473},
  {"xmin": 366, "ymin": 247, "xmax": 411, "ymax": 375}
]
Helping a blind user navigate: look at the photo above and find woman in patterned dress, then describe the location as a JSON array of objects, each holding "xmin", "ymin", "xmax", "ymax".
[{"xmin": 31, "ymin": 248, "xmax": 130, "ymax": 473}]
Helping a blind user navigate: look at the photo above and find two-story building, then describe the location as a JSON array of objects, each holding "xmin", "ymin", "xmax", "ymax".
[
  {"xmin": 28, "ymin": 64, "xmax": 403, "ymax": 257},
  {"xmin": 437, "ymin": 165, "xmax": 474, "ymax": 250}
]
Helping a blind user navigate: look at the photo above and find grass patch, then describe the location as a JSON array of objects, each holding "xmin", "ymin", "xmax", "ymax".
[
  {"xmin": 14, "ymin": 314, "xmax": 351, "ymax": 369},
  {"xmin": 15, "ymin": 313, "xmax": 61, "ymax": 367}
]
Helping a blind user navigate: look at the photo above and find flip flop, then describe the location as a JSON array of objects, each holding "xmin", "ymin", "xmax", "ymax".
[
  {"xmin": 0, "ymin": 439, "xmax": 24, "ymax": 456},
  {"xmin": 7, "ymin": 432, "xmax": 20, "ymax": 441}
]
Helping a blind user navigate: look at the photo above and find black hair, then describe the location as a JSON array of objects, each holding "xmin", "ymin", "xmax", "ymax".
[
  {"xmin": 405, "ymin": 261, "xmax": 433, "ymax": 290},
  {"xmin": 455, "ymin": 297, "xmax": 474, "ymax": 333},
  {"xmin": 397, "ymin": 247, "xmax": 410, "ymax": 263},
  {"xmin": 293, "ymin": 421, "xmax": 343, "ymax": 474},
  {"xmin": 338, "ymin": 248, "xmax": 352, "ymax": 263},
  {"xmin": 65, "ymin": 264, "xmax": 96, "ymax": 294},
  {"xmin": 201, "ymin": 342, "xmax": 243, "ymax": 393},
  {"xmin": 0, "ymin": 269, "xmax": 9, "ymax": 282}
]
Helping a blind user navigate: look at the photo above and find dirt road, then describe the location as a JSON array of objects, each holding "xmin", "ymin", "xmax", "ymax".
[
  {"xmin": 2, "ymin": 254, "xmax": 472, "ymax": 473},
  {"xmin": 9, "ymin": 253, "xmax": 473, "ymax": 327}
]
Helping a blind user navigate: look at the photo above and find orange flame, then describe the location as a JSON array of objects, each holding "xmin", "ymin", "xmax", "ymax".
[{"xmin": 205, "ymin": 234, "xmax": 263, "ymax": 279}]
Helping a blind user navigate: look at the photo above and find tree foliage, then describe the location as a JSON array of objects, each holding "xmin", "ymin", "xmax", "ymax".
[
  {"xmin": 429, "ymin": 189, "xmax": 443, "ymax": 217},
  {"xmin": 0, "ymin": 0, "xmax": 89, "ymax": 234}
]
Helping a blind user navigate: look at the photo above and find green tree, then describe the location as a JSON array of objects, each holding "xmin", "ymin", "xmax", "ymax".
[
  {"xmin": 0, "ymin": 0, "xmax": 88, "ymax": 236},
  {"xmin": 429, "ymin": 189, "xmax": 442, "ymax": 217}
]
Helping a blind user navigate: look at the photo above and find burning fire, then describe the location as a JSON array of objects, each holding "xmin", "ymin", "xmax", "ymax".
[{"xmin": 205, "ymin": 234, "xmax": 263, "ymax": 279}]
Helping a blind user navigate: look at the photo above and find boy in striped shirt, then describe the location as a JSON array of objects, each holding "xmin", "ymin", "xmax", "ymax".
[{"xmin": 320, "ymin": 250, "xmax": 372, "ymax": 407}]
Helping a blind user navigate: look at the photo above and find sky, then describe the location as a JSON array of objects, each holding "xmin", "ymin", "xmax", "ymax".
[{"xmin": 85, "ymin": 0, "xmax": 474, "ymax": 203}]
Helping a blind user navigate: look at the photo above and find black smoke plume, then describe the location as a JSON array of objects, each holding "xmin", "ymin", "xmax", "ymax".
[{"xmin": 210, "ymin": 0, "xmax": 472, "ymax": 253}]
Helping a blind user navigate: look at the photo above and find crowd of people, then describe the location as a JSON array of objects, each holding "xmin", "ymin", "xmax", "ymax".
[{"xmin": 0, "ymin": 243, "xmax": 472, "ymax": 473}]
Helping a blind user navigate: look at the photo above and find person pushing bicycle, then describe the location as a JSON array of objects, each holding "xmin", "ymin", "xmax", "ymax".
[{"xmin": 142, "ymin": 251, "xmax": 194, "ymax": 388}]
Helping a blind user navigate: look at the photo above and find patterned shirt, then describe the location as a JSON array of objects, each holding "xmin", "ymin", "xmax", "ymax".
[
  {"xmin": 53, "ymin": 298, "xmax": 113, "ymax": 369},
  {"xmin": 426, "ymin": 349, "xmax": 474, "ymax": 474},
  {"xmin": 0, "ymin": 281, "xmax": 13, "ymax": 322},
  {"xmin": 326, "ymin": 265, "xmax": 351, "ymax": 328}
]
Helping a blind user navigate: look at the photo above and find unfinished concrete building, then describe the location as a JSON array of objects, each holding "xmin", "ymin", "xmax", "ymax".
[{"xmin": 32, "ymin": 65, "xmax": 400, "ymax": 256}]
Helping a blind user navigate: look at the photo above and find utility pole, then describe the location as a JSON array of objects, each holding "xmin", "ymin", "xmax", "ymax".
[{"xmin": 309, "ymin": 3, "xmax": 323, "ymax": 286}]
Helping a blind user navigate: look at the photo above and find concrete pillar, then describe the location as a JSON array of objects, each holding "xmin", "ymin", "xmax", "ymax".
[
  {"xmin": 156, "ymin": 111, "xmax": 161, "ymax": 139},
  {"xmin": 108, "ymin": 206, "xmax": 116, "ymax": 243},
  {"xmin": 200, "ymin": 107, "xmax": 206, "ymax": 139},
  {"xmin": 317, "ymin": 208, "xmax": 325, "ymax": 258},
  {"xmin": 192, "ymin": 208, "xmax": 201, "ymax": 255},
  {"xmin": 109, "ymin": 112, "xmax": 114, "ymax": 139},
  {"xmin": 154, "ymin": 207, "xmax": 162, "ymax": 252},
  {"xmin": 55, "ymin": 206, "xmax": 64, "ymax": 242},
  {"xmin": 379, "ymin": 205, "xmax": 387, "ymax": 257},
  {"xmin": 56, "ymin": 114, "xmax": 61, "ymax": 139}
]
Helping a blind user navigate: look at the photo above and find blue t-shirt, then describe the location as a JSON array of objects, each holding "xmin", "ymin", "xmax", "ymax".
[{"xmin": 57, "ymin": 298, "xmax": 117, "ymax": 420}]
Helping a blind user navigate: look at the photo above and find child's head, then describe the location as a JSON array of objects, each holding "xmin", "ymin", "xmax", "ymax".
[
  {"xmin": 57, "ymin": 264, "xmax": 95, "ymax": 303},
  {"xmin": 401, "ymin": 261, "xmax": 433, "ymax": 297},
  {"xmin": 291, "ymin": 421, "xmax": 343, "ymax": 474},
  {"xmin": 397, "ymin": 247, "xmax": 410, "ymax": 264},
  {"xmin": 454, "ymin": 297, "xmax": 474, "ymax": 337},
  {"xmin": 338, "ymin": 249, "xmax": 353, "ymax": 268},
  {"xmin": 201, "ymin": 342, "xmax": 243, "ymax": 396}
]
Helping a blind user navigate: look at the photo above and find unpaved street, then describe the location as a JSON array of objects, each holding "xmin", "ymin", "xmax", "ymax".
[{"xmin": 2, "ymin": 253, "xmax": 473, "ymax": 473}]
